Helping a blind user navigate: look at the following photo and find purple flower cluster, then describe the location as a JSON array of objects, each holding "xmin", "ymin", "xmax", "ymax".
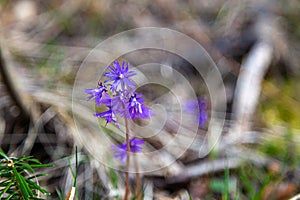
[
  {"xmin": 85, "ymin": 61, "xmax": 151, "ymax": 124},
  {"xmin": 85, "ymin": 61, "xmax": 151, "ymax": 162}
]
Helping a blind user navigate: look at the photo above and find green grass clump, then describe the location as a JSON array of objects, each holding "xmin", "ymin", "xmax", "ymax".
[{"xmin": 0, "ymin": 150, "xmax": 52, "ymax": 200}]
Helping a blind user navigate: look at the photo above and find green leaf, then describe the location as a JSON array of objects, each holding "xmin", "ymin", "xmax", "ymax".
[
  {"xmin": 27, "ymin": 174, "xmax": 49, "ymax": 180},
  {"xmin": 12, "ymin": 167, "xmax": 31, "ymax": 198},
  {"xmin": 188, "ymin": 192, "xmax": 193, "ymax": 200},
  {"xmin": 56, "ymin": 188, "xmax": 64, "ymax": 200},
  {"xmin": 223, "ymin": 163, "xmax": 230, "ymax": 200},
  {"xmin": 109, "ymin": 167, "xmax": 118, "ymax": 189},
  {"xmin": 6, "ymin": 190, "xmax": 19, "ymax": 200},
  {"xmin": 0, "ymin": 150, "xmax": 9, "ymax": 161},
  {"xmin": 29, "ymin": 164, "xmax": 54, "ymax": 168},
  {"xmin": 0, "ymin": 181, "xmax": 13, "ymax": 197},
  {"xmin": 19, "ymin": 163, "xmax": 35, "ymax": 173},
  {"xmin": 74, "ymin": 146, "xmax": 78, "ymax": 187},
  {"xmin": 26, "ymin": 158, "xmax": 42, "ymax": 164},
  {"xmin": 26, "ymin": 179, "xmax": 50, "ymax": 195},
  {"xmin": 210, "ymin": 178, "xmax": 226, "ymax": 193}
]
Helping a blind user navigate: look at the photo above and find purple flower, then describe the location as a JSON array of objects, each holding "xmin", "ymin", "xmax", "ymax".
[
  {"xmin": 101, "ymin": 91, "xmax": 129, "ymax": 117},
  {"xmin": 104, "ymin": 61, "xmax": 136, "ymax": 92},
  {"xmin": 110, "ymin": 90, "xmax": 130, "ymax": 117},
  {"xmin": 127, "ymin": 93, "xmax": 151, "ymax": 119},
  {"xmin": 100, "ymin": 93, "xmax": 113, "ymax": 107},
  {"xmin": 198, "ymin": 99, "xmax": 208, "ymax": 126},
  {"xmin": 94, "ymin": 108, "xmax": 119, "ymax": 128},
  {"xmin": 112, "ymin": 137, "xmax": 144, "ymax": 163},
  {"xmin": 185, "ymin": 98, "xmax": 208, "ymax": 127},
  {"xmin": 129, "ymin": 137, "xmax": 145, "ymax": 153},
  {"xmin": 85, "ymin": 84, "xmax": 106, "ymax": 106}
]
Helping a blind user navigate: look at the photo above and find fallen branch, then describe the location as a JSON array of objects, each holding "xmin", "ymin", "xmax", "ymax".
[{"xmin": 165, "ymin": 157, "xmax": 241, "ymax": 184}]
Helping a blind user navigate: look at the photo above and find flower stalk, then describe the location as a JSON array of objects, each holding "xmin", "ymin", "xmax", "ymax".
[
  {"xmin": 134, "ymin": 155, "xmax": 142, "ymax": 200},
  {"xmin": 124, "ymin": 118, "xmax": 130, "ymax": 200}
]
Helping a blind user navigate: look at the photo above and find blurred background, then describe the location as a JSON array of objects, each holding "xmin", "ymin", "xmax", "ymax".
[{"xmin": 1, "ymin": 0, "xmax": 300, "ymax": 199}]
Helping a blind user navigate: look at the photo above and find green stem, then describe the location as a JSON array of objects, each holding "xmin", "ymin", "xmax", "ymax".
[
  {"xmin": 124, "ymin": 118, "xmax": 130, "ymax": 200},
  {"xmin": 134, "ymin": 156, "xmax": 142, "ymax": 200}
]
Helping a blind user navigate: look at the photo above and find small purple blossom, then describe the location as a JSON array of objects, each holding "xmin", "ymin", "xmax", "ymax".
[
  {"xmin": 104, "ymin": 61, "xmax": 136, "ymax": 92},
  {"xmin": 198, "ymin": 99, "xmax": 208, "ymax": 126},
  {"xmin": 94, "ymin": 108, "xmax": 119, "ymax": 128},
  {"xmin": 110, "ymin": 90, "xmax": 131, "ymax": 117},
  {"xmin": 127, "ymin": 93, "xmax": 151, "ymax": 119},
  {"xmin": 112, "ymin": 137, "xmax": 144, "ymax": 163},
  {"xmin": 85, "ymin": 84, "xmax": 106, "ymax": 106},
  {"xmin": 129, "ymin": 137, "xmax": 145, "ymax": 152},
  {"xmin": 100, "ymin": 93, "xmax": 113, "ymax": 107},
  {"xmin": 185, "ymin": 98, "xmax": 208, "ymax": 127}
]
